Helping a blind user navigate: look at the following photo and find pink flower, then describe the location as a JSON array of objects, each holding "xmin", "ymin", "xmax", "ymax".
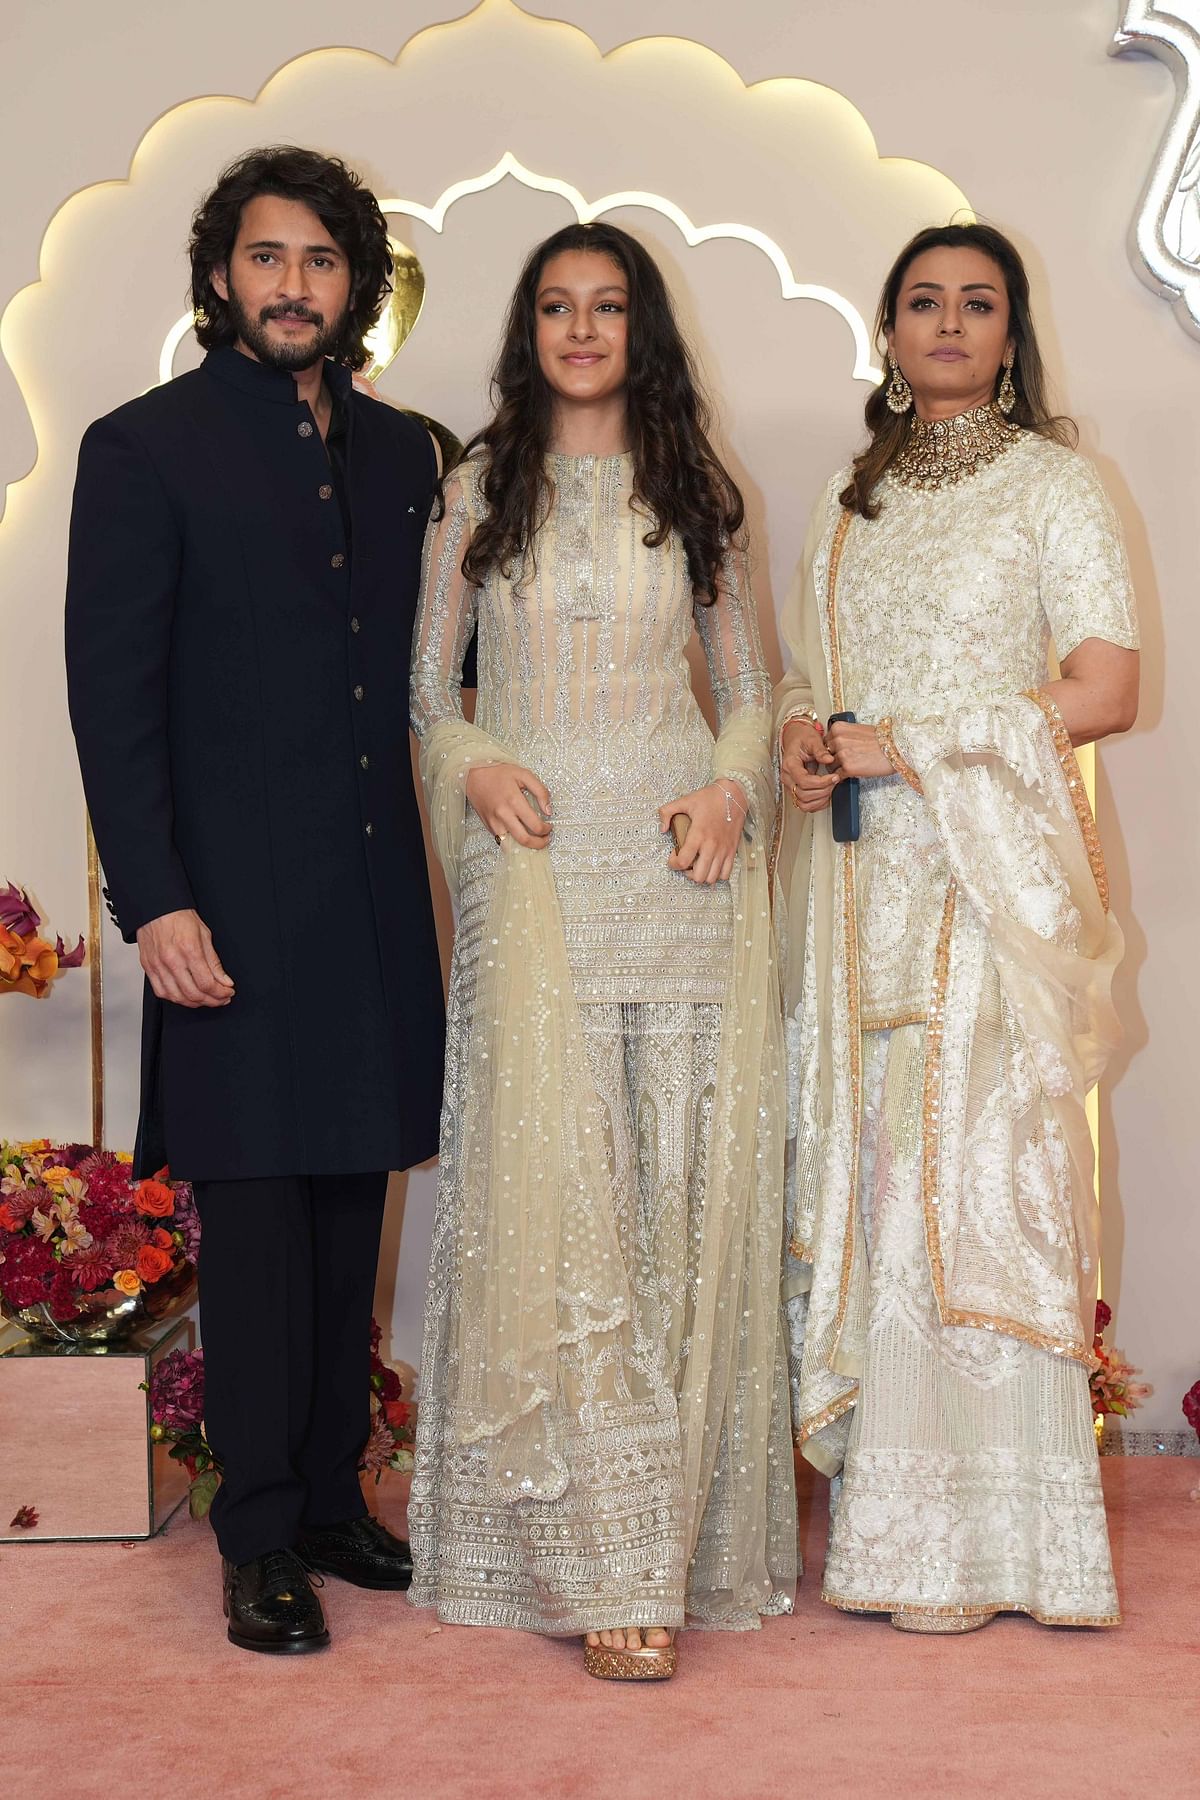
[
  {"xmin": 104, "ymin": 1220, "xmax": 151, "ymax": 1267},
  {"xmin": 0, "ymin": 883, "xmax": 41, "ymax": 937},
  {"xmin": 359, "ymin": 1418, "xmax": 395, "ymax": 1476},
  {"xmin": 1182, "ymin": 1380, "xmax": 1200, "ymax": 1438}
]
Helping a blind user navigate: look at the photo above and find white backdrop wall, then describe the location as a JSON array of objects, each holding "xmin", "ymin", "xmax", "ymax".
[{"xmin": 1, "ymin": 1, "xmax": 1195, "ymax": 1431}]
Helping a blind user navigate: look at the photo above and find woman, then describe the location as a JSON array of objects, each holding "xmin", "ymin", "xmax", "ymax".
[
  {"xmin": 775, "ymin": 222, "xmax": 1139, "ymax": 1631},
  {"xmin": 408, "ymin": 222, "xmax": 796, "ymax": 1679}
]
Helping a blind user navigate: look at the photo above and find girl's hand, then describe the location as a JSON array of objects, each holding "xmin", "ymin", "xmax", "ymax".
[
  {"xmin": 825, "ymin": 719, "xmax": 892, "ymax": 780},
  {"xmin": 658, "ymin": 781, "xmax": 746, "ymax": 885},
  {"xmin": 781, "ymin": 717, "xmax": 837, "ymax": 814},
  {"xmin": 465, "ymin": 764, "xmax": 553, "ymax": 849}
]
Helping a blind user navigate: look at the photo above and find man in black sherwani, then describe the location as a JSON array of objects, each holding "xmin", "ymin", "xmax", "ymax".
[{"xmin": 66, "ymin": 147, "xmax": 447, "ymax": 1655}]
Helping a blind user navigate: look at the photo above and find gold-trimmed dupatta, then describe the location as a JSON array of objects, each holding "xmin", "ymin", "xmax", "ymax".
[{"xmin": 774, "ymin": 493, "xmax": 1123, "ymax": 1474}]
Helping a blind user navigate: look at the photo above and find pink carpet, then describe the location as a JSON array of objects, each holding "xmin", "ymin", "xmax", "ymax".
[{"xmin": 2, "ymin": 1457, "xmax": 1197, "ymax": 1798}]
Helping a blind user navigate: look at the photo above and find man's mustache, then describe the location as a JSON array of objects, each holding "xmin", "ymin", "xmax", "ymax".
[{"xmin": 260, "ymin": 303, "xmax": 324, "ymax": 326}]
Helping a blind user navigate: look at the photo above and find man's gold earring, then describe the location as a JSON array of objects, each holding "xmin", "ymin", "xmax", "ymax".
[
  {"xmin": 885, "ymin": 354, "xmax": 913, "ymax": 415},
  {"xmin": 998, "ymin": 347, "xmax": 1017, "ymax": 416}
]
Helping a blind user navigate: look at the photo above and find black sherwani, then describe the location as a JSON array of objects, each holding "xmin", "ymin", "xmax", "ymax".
[
  {"xmin": 65, "ymin": 346, "xmax": 446, "ymax": 1562},
  {"xmin": 65, "ymin": 346, "xmax": 444, "ymax": 1181}
]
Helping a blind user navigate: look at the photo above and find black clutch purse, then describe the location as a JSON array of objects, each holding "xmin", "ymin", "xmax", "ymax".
[{"xmin": 828, "ymin": 712, "xmax": 860, "ymax": 843}]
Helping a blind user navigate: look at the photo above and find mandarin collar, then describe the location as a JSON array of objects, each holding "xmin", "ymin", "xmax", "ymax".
[{"xmin": 203, "ymin": 345, "xmax": 354, "ymax": 407}]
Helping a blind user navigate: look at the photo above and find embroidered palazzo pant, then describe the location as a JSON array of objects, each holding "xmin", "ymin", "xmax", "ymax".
[
  {"xmin": 821, "ymin": 1024, "xmax": 1119, "ymax": 1624},
  {"xmin": 409, "ymin": 999, "xmax": 796, "ymax": 1635}
]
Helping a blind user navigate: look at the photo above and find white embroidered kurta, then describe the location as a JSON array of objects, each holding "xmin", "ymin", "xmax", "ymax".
[
  {"xmin": 408, "ymin": 453, "xmax": 797, "ymax": 1634},
  {"xmin": 775, "ymin": 432, "xmax": 1138, "ymax": 1623}
]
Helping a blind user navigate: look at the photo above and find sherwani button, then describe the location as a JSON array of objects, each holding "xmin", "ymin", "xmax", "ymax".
[
  {"xmin": 360, "ymin": 754, "xmax": 369, "ymax": 770},
  {"xmin": 350, "ymin": 616, "xmax": 360, "ymax": 633},
  {"xmin": 364, "ymin": 821, "xmax": 374, "ymax": 837},
  {"xmin": 331, "ymin": 553, "xmax": 346, "ymax": 569},
  {"xmin": 353, "ymin": 684, "xmax": 364, "ymax": 701},
  {"xmin": 297, "ymin": 421, "xmax": 314, "ymax": 438},
  {"xmin": 319, "ymin": 484, "xmax": 333, "ymax": 500}
]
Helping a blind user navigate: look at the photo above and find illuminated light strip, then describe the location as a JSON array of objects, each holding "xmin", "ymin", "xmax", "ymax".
[{"xmin": 157, "ymin": 150, "xmax": 886, "ymax": 387}]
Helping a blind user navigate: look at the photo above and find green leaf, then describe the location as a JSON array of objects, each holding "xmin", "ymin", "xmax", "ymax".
[{"xmin": 188, "ymin": 1470, "xmax": 221, "ymax": 1520}]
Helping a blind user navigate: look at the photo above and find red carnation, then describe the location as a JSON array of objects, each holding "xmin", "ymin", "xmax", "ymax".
[
  {"xmin": 1094, "ymin": 1299, "xmax": 1112, "ymax": 1337},
  {"xmin": 79, "ymin": 1200, "xmax": 119, "ymax": 1240},
  {"xmin": 48, "ymin": 1269, "xmax": 81, "ymax": 1322},
  {"xmin": 5, "ymin": 1237, "xmax": 54, "ymax": 1279}
]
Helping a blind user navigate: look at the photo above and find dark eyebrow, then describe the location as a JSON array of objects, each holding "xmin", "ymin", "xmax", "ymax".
[
  {"xmin": 243, "ymin": 239, "xmax": 342, "ymax": 256},
  {"xmin": 908, "ymin": 280, "xmax": 998, "ymax": 293},
  {"xmin": 537, "ymin": 283, "xmax": 628, "ymax": 298}
]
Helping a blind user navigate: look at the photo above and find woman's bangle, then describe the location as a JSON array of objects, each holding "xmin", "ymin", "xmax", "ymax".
[
  {"xmin": 782, "ymin": 706, "xmax": 823, "ymax": 735},
  {"xmin": 875, "ymin": 719, "xmax": 923, "ymax": 793}
]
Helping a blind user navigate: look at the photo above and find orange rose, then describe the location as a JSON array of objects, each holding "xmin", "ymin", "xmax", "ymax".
[
  {"xmin": 113, "ymin": 1269, "xmax": 142, "ymax": 1296},
  {"xmin": 151, "ymin": 1228, "xmax": 174, "ymax": 1249},
  {"xmin": 135, "ymin": 1244, "xmax": 173, "ymax": 1284},
  {"xmin": 134, "ymin": 1179, "xmax": 174, "ymax": 1219},
  {"xmin": 0, "ymin": 1202, "xmax": 23, "ymax": 1232}
]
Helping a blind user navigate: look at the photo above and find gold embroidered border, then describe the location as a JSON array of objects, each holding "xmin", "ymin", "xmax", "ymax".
[
  {"xmin": 787, "ymin": 1236, "xmax": 814, "ymax": 1263},
  {"xmin": 824, "ymin": 510, "xmax": 862, "ymax": 1345},
  {"xmin": 875, "ymin": 717, "xmax": 923, "ymax": 793},
  {"xmin": 862, "ymin": 1008, "xmax": 926, "ymax": 1033},
  {"xmin": 919, "ymin": 875, "xmax": 1099, "ymax": 1368},
  {"xmin": 794, "ymin": 1386, "xmax": 858, "ymax": 1445},
  {"xmin": 822, "ymin": 1591, "xmax": 1120, "ymax": 1629},
  {"xmin": 1024, "ymin": 688, "xmax": 1110, "ymax": 914}
]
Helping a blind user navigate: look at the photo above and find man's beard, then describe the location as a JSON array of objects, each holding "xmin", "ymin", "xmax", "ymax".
[{"xmin": 226, "ymin": 282, "xmax": 348, "ymax": 372}]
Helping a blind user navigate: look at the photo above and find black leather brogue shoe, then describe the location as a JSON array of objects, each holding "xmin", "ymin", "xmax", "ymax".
[
  {"xmin": 222, "ymin": 1548, "xmax": 330, "ymax": 1654},
  {"xmin": 297, "ymin": 1515, "xmax": 414, "ymax": 1590}
]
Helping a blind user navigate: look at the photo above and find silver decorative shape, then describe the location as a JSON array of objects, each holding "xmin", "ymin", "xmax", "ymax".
[{"xmin": 1111, "ymin": 2, "xmax": 1200, "ymax": 340}]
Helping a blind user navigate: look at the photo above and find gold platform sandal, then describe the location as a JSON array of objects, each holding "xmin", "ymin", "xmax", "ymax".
[
  {"xmin": 891, "ymin": 1608, "xmax": 997, "ymax": 1634},
  {"xmin": 583, "ymin": 1628, "xmax": 677, "ymax": 1681}
]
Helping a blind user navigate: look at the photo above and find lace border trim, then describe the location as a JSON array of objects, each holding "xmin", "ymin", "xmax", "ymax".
[{"xmin": 822, "ymin": 1591, "xmax": 1120, "ymax": 1628}]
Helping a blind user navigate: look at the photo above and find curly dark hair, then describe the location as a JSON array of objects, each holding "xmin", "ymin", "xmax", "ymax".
[
  {"xmin": 457, "ymin": 222, "xmax": 744, "ymax": 603},
  {"xmin": 841, "ymin": 221, "xmax": 1076, "ymax": 519},
  {"xmin": 188, "ymin": 145, "xmax": 392, "ymax": 371}
]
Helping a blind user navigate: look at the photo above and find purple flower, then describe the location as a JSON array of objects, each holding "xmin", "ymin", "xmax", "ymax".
[
  {"xmin": 172, "ymin": 1182, "xmax": 201, "ymax": 1267},
  {"xmin": 0, "ymin": 883, "xmax": 41, "ymax": 937},
  {"xmin": 55, "ymin": 935, "xmax": 86, "ymax": 970},
  {"xmin": 149, "ymin": 1348, "xmax": 206, "ymax": 1432}
]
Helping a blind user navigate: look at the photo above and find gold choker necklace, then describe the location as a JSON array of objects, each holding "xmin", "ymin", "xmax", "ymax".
[{"xmin": 890, "ymin": 404, "xmax": 1021, "ymax": 492}]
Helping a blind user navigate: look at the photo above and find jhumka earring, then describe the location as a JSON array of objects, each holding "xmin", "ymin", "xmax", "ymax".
[
  {"xmin": 885, "ymin": 354, "xmax": 913, "ymax": 415},
  {"xmin": 998, "ymin": 348, "xmax": 1017, "ymax": 416}
]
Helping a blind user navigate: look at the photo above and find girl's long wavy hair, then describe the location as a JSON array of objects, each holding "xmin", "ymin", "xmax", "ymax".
[
  {"xmin": 841, "ymin": 222, "xmax": 1076, "ymax": 519},
  {"xmin": 188, "ymin": 145, "xmax": 392, "ymax": 372},
  {"xmin": 457, "ymin": 222, "xmax": 744, "ymax": 602}
]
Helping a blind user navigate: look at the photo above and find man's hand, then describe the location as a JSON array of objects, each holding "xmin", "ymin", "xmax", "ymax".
[{"xmin": 136, "ymin": 909, "xmax": 235, "ymax": 1008}]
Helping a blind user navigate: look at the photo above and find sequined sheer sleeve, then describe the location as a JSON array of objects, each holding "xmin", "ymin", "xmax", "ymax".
[
  {"xmin": 410, "ymin": 473, "xmax": 477, "ymax": 739},
  {"xmin": 695, "ymin": 541, "xmax": 772, "ymax": 820}
]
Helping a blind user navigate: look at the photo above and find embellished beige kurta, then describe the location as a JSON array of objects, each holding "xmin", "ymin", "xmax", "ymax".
[
  {"xmin": 775, "ymin": 432, "xmax": 1138, "ymax": 1624},
  {"xmin": 408, "ymin": 453, "xmax": 797, "ymax": 1634}
]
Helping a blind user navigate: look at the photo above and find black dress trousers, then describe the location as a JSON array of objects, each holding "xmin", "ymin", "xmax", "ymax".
[{"xmin": 193, "ymin": 1171, "xmax": 388, "ymax": 1566}]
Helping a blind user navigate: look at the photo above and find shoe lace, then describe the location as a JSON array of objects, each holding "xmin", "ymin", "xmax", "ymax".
[{"xmin": 260, "ymin": 1549, "xmax": 324, "ymax": 1594}]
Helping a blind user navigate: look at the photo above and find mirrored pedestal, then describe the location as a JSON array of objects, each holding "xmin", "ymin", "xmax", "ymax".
[{"xmin": 0, "ymin": 1312, "xmax": 195, "ymax": 1542}]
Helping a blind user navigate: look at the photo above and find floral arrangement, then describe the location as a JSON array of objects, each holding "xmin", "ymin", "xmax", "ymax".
[
  {"xmin": 1089, "ymin": 1299, "xmax": 1152, "ymax": 1422},
  {"xmin": 147, "ymin": 1319, "xmax": 416, "ymax": 1520},
  {"xmin": 0, "ymin": 883, "xmax": 85, "ymax": 998},
  {"xmin": 1184, "ymin": 1380, "xmax": 1200, "ymax": 1444},
  {"xmin": 0, "ymin": 1141, "xmax": 198, "ymax": 1324}
]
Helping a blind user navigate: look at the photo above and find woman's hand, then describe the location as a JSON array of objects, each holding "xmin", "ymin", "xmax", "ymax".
[
  {"xmin": 781, "ymin": 717, "xmax": 837, "ymax": 814},
  {"xmin": 465, "ymin": 763, "xmax": 553, "ymax": 850},
  {"xmin": 825, "ymin": 719, "xmax": 892, "ymax": 781},
  {"xmin": 658, "ymin": 781, "xmax": 746, "ymax": 885}
]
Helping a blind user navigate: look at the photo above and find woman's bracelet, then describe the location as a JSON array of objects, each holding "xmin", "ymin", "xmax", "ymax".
[
  {"xmin": 874, "ymin": 718, "xmax": 923, "ymax": 793},
  {"xmin": 781, "ymin": 706, "xmax": 823, "ymax": 736},
  {"xmin": 715, "ymin": 780, "xmax": 749, "ymax": 823}
]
